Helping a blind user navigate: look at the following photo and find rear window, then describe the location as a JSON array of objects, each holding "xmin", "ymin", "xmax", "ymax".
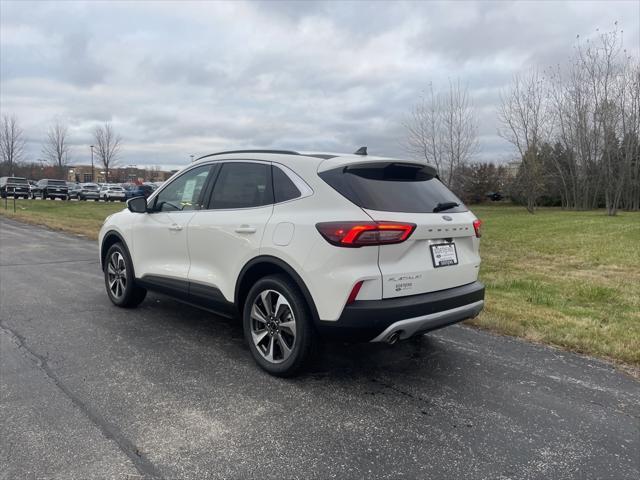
[
  {"xmin": 319, "ymin": 162, "xmax": 467, "ymax": 213},
  {"xmin": 8, "ymin": 177, "xmax": 28, "ymax": 184},
  {"xmin": 209, "ymin": 163, "xmax": 273, "ymax": 209},
  {"xmin": 48, "ymin": 180, "xmax": 67, "ymax": 186}
]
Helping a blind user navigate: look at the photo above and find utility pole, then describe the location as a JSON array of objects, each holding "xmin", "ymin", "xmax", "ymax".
[{"xmin": 90, "ymin": 145, "xmax": 95, "ymax": 182}]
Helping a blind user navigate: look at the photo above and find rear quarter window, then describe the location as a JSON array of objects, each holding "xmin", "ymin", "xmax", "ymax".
[
  {"xmin": 273, "ymin": 166, "xmax": 301, "ymax": 203},
  {"xmin": 319, "ymin": 162, "xmax": 467, "ymax": 213}
]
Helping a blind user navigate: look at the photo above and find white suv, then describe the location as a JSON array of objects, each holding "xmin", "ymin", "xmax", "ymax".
[
  {"xmin": 100, "ymin": 185, "xmax": 127, "ymax": 202},
  {"xmin": 99, "ymin": 149, "xmax": 484, "ymax": 376}
]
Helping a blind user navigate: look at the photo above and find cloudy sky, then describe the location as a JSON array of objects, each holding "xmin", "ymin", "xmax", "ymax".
[{"xmin": 1, "ymin": 0, "xmax": 638, "ymax": 170}]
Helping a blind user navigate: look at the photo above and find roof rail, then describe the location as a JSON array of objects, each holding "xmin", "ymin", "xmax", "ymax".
[{"xmin": 195, "ymin": 149, "xmax": 300, "ymax": 161}]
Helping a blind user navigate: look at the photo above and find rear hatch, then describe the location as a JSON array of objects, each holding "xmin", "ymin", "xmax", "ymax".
[{"xmin": 319, "ymin": 161, "xmax": 481, "ymax": 299}]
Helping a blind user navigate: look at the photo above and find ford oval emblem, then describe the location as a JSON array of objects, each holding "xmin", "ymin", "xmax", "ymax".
[{"xmin": 442, "ymin": 215, "xmax": 453, "ymax": 221}]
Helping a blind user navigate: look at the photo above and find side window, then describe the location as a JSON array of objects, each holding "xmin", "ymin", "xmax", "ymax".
[
  {"xmin": 209, "ymin": 162, "xmax": 273, "ymax": 209},
  {"xmin": 273, "ymin": 166, "xmax": 301, "ymax": 203},
  {"xmin": 153, "ymin": 165, "xmax": 211, "ymax": 212}
]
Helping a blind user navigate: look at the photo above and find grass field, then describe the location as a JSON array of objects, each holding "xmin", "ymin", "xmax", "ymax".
[
  {"xmin": 2, "ymin": 199, "xmax": 639, "ymax": 370},
  {"xmin": 0, "ymin": 198, "xmax": 124, "ymax": 239}
]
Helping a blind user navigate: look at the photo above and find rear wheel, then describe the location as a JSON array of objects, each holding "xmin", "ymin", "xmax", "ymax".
[
  {"xmin": 243, "ymin": 275, "xmax": 315, "ymax": 377},
  {"xmin": 104, "ymin": 243, "xmax": 147, "ymax": 308}
]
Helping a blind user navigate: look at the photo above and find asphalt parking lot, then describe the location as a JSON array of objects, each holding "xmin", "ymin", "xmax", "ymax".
[{"xmin": 1, "ymin": 217, "xmax": 638, "ymax": 480}]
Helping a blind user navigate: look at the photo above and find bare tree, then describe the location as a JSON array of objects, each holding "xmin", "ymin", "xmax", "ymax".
[
  {"xmin": 0, "ymin": 115, "xmax": 26, "ymax": 176},
  {"xmin": 441, "ymin": 79, "xmax": 479, "ymax": 187},
  {"xmin": 405, "ymin": 79, "xmax": 478, "ymax": 187},
  {"xmin": 93, "ymin": 122, "xmax": 122, "ymax": 183},
  {"xmin": 497, "ymin": 69, "xmax": 551, "ymax": 213},
  {"xmin": 42, "ymin": 121, "xmax": 71, "ymax": 177}
]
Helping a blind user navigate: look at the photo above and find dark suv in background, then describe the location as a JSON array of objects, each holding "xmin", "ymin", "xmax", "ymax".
[
  {"xmin": 30, "ymin": 179, "xmax": 69, "ymax": 200},
  {"xmin": 0, "ymin": 177, "xmax": 30, "ymax": 199}
]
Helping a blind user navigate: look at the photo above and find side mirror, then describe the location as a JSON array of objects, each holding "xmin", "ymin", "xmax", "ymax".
[{"xmin": 127, "ymin": 196, "xmax": 147, "ymax": 213}]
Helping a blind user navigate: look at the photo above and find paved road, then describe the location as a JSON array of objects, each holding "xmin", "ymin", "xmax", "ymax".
[{"xmin": 1, "ymin": 218, "xmax": 638, "ymax": 480}]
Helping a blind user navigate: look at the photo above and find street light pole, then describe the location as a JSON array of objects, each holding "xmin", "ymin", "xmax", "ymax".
[{"xmin": 90, "ymin": 145, "xmax": 95, "ymax": 182}]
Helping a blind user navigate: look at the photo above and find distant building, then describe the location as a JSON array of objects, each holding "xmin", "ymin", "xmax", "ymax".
[
  {"xmin": 505, "ymin": 160, "xmax": 521, "ymax": 178},
  {"xmin": 67, "ymin": 165, "xmax": 174, "ymax": 183}
]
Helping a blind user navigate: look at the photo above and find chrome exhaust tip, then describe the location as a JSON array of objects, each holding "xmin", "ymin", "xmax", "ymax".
[{"xmin": 386, "ymin": 331, "xmax": 402, "ymax": 345}]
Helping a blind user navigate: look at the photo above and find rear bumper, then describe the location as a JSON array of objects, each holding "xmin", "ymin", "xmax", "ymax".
[{"xmin": 316, "ymin": 281, "xmax": 485, "ymax": 342}]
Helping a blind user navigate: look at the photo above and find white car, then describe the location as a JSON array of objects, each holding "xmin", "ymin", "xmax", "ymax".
[
  {"xmin": 100, "ymin": 185, "xmax": 127, "ymax": 202},
  {"xmin": 99, "ymin": 149, "xmax": 484, "ymax": 376}
]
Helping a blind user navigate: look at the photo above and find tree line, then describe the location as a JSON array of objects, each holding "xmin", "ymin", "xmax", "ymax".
[
  {"xmin": 0, "ymin": 118, "xmax": 122, "ymax": 182},
  {"xmin": 405, "ymin": 25, "xmax": 639, "ymax": 215}
]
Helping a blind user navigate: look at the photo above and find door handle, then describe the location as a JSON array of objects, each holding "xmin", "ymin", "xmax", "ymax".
[
  {"xmin": 169, "ymin": 224, "xmax": 183, "ymax": 231},
  {"xmin": 235, "ymin": 225, "xmax": 257, "ymax": 234}
]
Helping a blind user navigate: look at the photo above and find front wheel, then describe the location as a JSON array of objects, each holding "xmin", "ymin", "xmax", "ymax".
[
  {"xmin": 104, "ymin": 243, "xmax": 147, "ymax": 308},
  {"xmin": 243, "ymin": 275, "xmax": 315, "ymax": 377}
]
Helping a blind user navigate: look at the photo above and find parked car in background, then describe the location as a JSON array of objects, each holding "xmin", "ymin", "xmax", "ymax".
[
  {"xmin": 67, "ymin": 182, "xmax": 83, "ymax": 200},
  {"xmin": 99, "ymin": 148, "xmax": 484, "ymax": 376},
  {"xmin": 124, "ymin": 183, "xmax": 154, "ymax": 198},
  {"xmin": 100, "ymin": 184, "xmax": 127, "ymax": 202},
  {"xmin": 30, "ymin": 179, "xmax": 69, "ymax": 200},
  {"xmin": 0, "ymin": 177, "xmax": 30, "ymax": 199},
  {"xmin": 143, "ymin": 181, "xmax": 162, "ymax": 191},
  {"xmin": 79, "ymin": 183, "xmax": 101, "ymax": 201}
]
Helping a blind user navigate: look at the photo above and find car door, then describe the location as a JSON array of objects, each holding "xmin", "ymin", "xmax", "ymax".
[
  {"xmin": 187, "ymin": 161, "xmax": 274, "ymax": 308},
  {"xmin": 130, "ymin": 164, "xmax": 213, "ymax": 295}
]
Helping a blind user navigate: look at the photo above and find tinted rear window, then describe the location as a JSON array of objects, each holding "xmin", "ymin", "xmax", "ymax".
[
  {"xmin": 48, "ymin": 180, "xmax": 67, "ymax": 186},
  {"xmin": 8, "ymin": 177, "xmax": 28, "ymax": 184},
  {"xmin": 209, "ymin": 163, "xmax": 273, "ymax": 209},
  {"xmin": 319, "ymin": 162, "xmax": 467, "ymax": 213}
]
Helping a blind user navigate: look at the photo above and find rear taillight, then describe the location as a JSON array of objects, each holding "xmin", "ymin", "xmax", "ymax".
[
  {"xmin": 473, "ymin": 219, "xmax": 482, "ymax": 238},
  {"xmin": 316, "ymin": 221, "xmax": 416, "ymax": 247}
]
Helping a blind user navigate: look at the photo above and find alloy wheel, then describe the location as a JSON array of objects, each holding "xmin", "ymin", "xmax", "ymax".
[
  {"xmin": 250, "ymin": 289, "xmax": 297, "ymax": 364},
  {"xmin": 107, "ymin": 251, "xmax": 127, "ymax": 299}
]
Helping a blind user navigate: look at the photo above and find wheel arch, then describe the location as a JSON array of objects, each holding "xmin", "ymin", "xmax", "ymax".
[
  {"xmin": 100, "ymin": 230, "xmax": 135, "ymax": 276},
  {"xmin": 235, "ymin": 255, "xmax": 319, "ymax": 324}
]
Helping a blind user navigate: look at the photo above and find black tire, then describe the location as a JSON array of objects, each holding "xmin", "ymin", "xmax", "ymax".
[
  {"xmin": 103, "ymin": 242, "xmax": 147, "ymax": 308},
  {"xmin": 41, "ymin": 191, "xmax": 46, "ymax": 200},
  {"xmin": 243, "ymin": 274, "xmax": 315, "ymax": 377}
]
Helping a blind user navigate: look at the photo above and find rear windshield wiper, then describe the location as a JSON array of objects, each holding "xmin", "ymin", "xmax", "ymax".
[{"xmin": 433, "ymin": 201, "xmax": 459, "ymax": 212}]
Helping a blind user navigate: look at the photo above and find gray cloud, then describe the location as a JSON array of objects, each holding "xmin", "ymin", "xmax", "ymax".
[{"xmin": 1, "ymin": 0, "xmax": 638, "ymax": 169}]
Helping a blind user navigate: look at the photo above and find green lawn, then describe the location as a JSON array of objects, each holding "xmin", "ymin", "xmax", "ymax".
[
  {"xmin": 2, "ymin": 199, "xmax": 638, "ymax": 370},
  {"xmin": 469, "ymin": 205, "xmax": 640, "ymax": 369},
  {"xmin": 0, "ymin": 198, "xmax": 124, "ymax": 239}
]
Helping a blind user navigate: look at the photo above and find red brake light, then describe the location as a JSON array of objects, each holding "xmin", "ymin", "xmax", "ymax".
[
  {"xmin": 473, "ymin": 219, "xmax": 482, "ymax": 238},
  {"xmin": 316, "ymin": 221, "xmax": 416, "ymax": 247}
]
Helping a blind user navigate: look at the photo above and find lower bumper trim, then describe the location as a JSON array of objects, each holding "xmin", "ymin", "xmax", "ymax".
[{"xmin": 370, "ymin": 300, "xmax": 484, "ymax": 342}]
